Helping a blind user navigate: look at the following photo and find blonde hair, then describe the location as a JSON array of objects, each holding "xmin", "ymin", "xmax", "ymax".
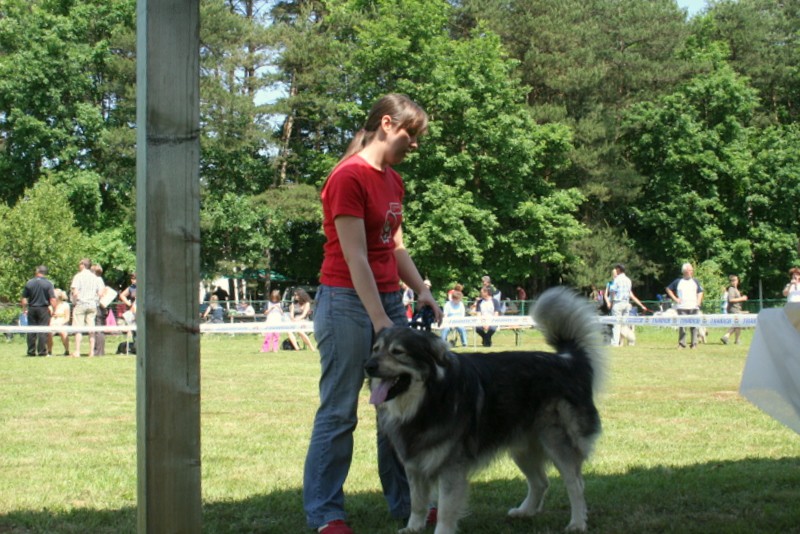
[
  {"xmin": 335, "ymin": 94, "xmax": 428, "ymax": 169},
  {"xmin": 270, "ymin": 289, "xmax": 281, "ymax": 303}
]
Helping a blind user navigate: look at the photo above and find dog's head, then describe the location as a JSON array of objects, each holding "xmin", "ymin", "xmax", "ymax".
[{"xmin": 365, "ymin": 326, "xmax": 451, "ymax": 407}]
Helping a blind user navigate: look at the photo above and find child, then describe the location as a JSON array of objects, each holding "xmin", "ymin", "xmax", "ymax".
[{"xmin": 261, "ymin": 289, "xmax": 284, "ymax": 353}]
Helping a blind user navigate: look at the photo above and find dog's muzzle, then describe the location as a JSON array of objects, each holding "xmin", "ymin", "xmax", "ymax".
[{"xmin": 365, "ymin": 358, "xmax": 410, "ymax": 405}]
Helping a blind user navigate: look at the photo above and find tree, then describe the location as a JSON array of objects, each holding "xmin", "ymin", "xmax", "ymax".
[
  {"xmin": 269, "ymin": 0, "xmax": 583, "ymax": 292},
  {"xmin": 456, "ymin": 0, "xmax": 693, "ymax": 223},
  {"xmin": 200, "ymin": 0, "xmax": 275, "ymax": 196},
  {"xmin": 622, "ymin": 49, "xmax": 782, "ymax": 293},
  {"xmin": 0, "ymin": 0, "xmax": 137, "ymax": 234},
  {"xmin": 200, "ymin": 192, "xmax": 277, "ymax": 278},
  {"xmin": 744, "ymin": 123, "xmax": 800, "ymax": 293},
  {"xmin": 565, "ymin": 225, "xmax": 660, "ymax": 297},
  {"xmin": 0, "ymin": 180, "xmax": 88, "ymax": 302},
  {"xmin": 259, "ymin": 184, "xmax": 324, "ymax": 285},
  {"xmin": 704, "ymin": 0, "xmax": 800, "ymax": 124},
  {"xmin": 266, "ymin": 0, "xmax": 359, "ymax": 187}
]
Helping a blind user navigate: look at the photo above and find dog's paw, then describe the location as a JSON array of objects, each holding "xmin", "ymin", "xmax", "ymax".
[
  {"xmin": 398, "ymin": 513, "xmax": 426, "ymax": 533},
  {"xmin": 508, "ymin": 506, "xmax": 537, "ymax": 518},
  {"xmin": 565, "ymin": 520, "xmax": 587, "ymax": 532}
]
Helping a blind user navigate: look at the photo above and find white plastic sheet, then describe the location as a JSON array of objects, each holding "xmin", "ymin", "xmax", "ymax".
[{"xmin": 739, "ymin": 304, "xmax": 800, "ymax": 435}]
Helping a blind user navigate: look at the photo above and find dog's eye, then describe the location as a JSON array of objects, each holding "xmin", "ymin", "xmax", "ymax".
[{"xmin": 390, "ymin": 346, "xmax": 405, "ymax": 356}]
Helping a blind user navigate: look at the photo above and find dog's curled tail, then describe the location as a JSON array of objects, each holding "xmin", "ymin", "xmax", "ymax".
[{"xmin": 532, "ymin": 286, "xmax": 607, "ymax": 393}]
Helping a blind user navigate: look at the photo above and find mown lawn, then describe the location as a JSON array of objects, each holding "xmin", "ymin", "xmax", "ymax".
[{"xmin": 0, "ymin": 326, "xmax": 797, "ymax": 533}]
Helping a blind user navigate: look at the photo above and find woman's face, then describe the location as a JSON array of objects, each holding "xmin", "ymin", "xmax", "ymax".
[{"xmin": 383, "ymin": 118, "xmax": 420, "ymax": 166}]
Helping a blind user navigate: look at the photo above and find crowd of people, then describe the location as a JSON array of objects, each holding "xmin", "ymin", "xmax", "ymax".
[
  {"xmin": 19, "ymin": 260, "xmax": 136, "ymax": 357},
  {"xmin": 595, "ymin": 261, "xmax": 800, "ymax": 350}
]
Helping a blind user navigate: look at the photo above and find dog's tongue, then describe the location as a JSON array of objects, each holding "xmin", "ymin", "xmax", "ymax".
[{"xmin": 370, "ymin": 379, "xmax": 392, "ymax": 405}]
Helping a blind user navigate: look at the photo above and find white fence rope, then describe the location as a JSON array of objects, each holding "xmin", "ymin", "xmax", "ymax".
[
  {"xmin": 0, "ymin": 313, "xmax": 760, "ymax": 336},
  {"xmin": 596, "ymin": 313, "xmax": 758, "ymax": 328}
]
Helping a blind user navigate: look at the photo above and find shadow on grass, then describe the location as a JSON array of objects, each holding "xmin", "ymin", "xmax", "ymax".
[{"xmin": 1, "ymin": 457, "xmax": 798, "ymax": 533}]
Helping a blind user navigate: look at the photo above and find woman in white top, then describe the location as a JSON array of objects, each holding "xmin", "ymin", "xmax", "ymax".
[
  {"xmin": 440, "ymin": 290, "xmax": 468, "ymax": 347},
  {"xmin": 783, "ymin": 267, "xmax": 800, "ymax": 303}
]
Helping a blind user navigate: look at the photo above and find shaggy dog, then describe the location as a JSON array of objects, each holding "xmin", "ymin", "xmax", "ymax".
[{"xmin": 365, "ymin": 287, "xmax": 606, "ymax": 533}]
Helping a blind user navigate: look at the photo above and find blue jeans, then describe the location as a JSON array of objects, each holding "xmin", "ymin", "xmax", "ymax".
[
  {"xmin": 440, "ymin": 326, "xmax": 467, "ymax": 346},
  {"xmin": 303, "ymin": 285, "xmax": 410, "ymax": 529}
]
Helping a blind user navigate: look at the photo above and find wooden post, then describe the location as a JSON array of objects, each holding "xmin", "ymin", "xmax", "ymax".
[{"xmin": 136, "ymin": 0, "xmax": 202, "ymax": 532}]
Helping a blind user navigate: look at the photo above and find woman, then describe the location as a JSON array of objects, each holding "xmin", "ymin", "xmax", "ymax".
[
  {"xmin": 287, "ymin": 288, "xmax": 315, "ymax": 351},
  {"xmin": 47, "ymin": 289, "xmax": 71, "ymax": 356},
  {"xmin": 303, "ymin": 94, "xmax": 442, "ymax": 534},
  {"xmin": 440, "ymin": 290, "xmax": 468, "ymax": 347},
  {"xmin": 721, "ymin": 274, "xmax": 748, "ymax": 345},
  {"xmin": 474, "ymin": 286, "xmax": 501, "ymax": 347},
  {"xmin": 783, "ymin": 267, "xmax": 800, "ymax": 303}
]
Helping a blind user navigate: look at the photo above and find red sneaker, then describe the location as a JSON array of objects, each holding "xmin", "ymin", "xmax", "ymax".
[
  {"xmin": 426, "ymin": 507, "xmax": 438, "ymax": 525},
  {"xmin": 318, "ymin": 520, "xmax": 353, "ymax": 534}
]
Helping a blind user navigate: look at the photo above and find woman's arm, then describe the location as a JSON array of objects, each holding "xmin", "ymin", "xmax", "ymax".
[
  {"xmin": 336, "ymin": 216, "xmax": 394, "ymax": 333},
  {"xmin": 296, "ymin": 302, "xmax": 311, "ymax": 321},
  {"xmin": 120, "ymin": 287, "xmax": 132, "ymax": 307},
  {"xmin": 728, "ymin": 290, "xmax": 748, "ymax": 304}
]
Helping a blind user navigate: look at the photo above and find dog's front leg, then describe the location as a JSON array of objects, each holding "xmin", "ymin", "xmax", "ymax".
[
  {"xmin": 399, "ymin": 468, "xmax": 431, "ymax": 534},
  {"xmin": 433, "ymin": 469, "xmax": 468, "ymax": 534}
]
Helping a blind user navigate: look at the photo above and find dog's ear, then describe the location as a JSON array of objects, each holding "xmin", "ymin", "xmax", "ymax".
[{"xmin": 423, "ymin": 330, "xmax": 451, "ymax": 367}]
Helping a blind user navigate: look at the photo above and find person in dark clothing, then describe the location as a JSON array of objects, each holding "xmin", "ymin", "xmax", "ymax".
[{"xmin": 21, "ymin": 265, "xmax": 57, "ymax": 356}]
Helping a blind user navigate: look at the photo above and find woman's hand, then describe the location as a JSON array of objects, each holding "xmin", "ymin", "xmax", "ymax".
[
  {"xmin": 415, "ymin": 289, "xmax": 443, "ymax": 325},
  {"xmin": 372, "ymin": 315, "xmax": 395, "ymax": 334}
]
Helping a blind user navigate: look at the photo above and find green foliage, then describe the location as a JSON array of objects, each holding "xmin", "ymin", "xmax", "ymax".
[
  {"xmin": 200, "ymin": 192, "xmax": 277, "ymax": 278},
  {"xmin": 306, "ymin": 0, "xmax": 581, "ymax": 289},
  {"xmin": 745, "ymin": 123, "xmax": 800, "ymax": 292},
  {"xmin": 692, "ymin": 258, "xmax": 727, "ymax": 311},
  {"xmin": 0, "ymin": 181, "xmax": 88, "ymax": 301},
  {"xmin": 0, "ymin": 0, "xmax": 137, "ymax": 225},
  {"xmin": 703, "ymin": 0, "xmax": 800, "ymax": 124},
  {"xmin": 459, "ymin": 0, "xmax": 692, "ymax": 224},
  {"xmin": 259, "ymin": 184, "xmax": 325, "ymax": 284},
  {"xmin": 622, "ymin": 61, "xmax": 763, "ymax": 285},
  {"xmin": 565, "ymin": 225, "xmax": 660, "ymax": 296},
  {"xmin": 85, "ymin": 227, "xmax": 136, "ymax": 287},
  {"xmin": 0, "ymin": 0, "xmax": 798, "ymax": 299},
  {"xmin": 200, "ymin": 0, "xmax": 275, "ymax": 194}
]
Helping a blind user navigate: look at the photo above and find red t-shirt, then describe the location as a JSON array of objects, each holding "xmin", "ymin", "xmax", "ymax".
[{"xmin": 320, "ymin": 155, "xmax": 403, "ymax": 292}]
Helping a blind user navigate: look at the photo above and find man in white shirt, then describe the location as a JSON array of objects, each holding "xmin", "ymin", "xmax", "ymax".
[
  {"xmin": 665, "ymin": 263, "xmax": 704, "ymax": 349},
  {"xmin": 70, "ymin": 258, "xmax": 102, "ymax": 357}
]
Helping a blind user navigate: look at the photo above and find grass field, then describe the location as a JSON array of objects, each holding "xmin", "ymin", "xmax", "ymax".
[{"xmin": 0, "ymin": 326, "xmax": 798, "ymax": 533}]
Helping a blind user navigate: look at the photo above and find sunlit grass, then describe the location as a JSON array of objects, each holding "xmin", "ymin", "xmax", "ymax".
[{"xmin": 0, "ymin": 327, "xmax": 797, "ymax": 533}]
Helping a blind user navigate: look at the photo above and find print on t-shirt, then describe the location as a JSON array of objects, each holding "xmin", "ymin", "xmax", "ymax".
[{"xmin": 381, "ymin": 202, "xmax": 402, "ymax": 244}]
